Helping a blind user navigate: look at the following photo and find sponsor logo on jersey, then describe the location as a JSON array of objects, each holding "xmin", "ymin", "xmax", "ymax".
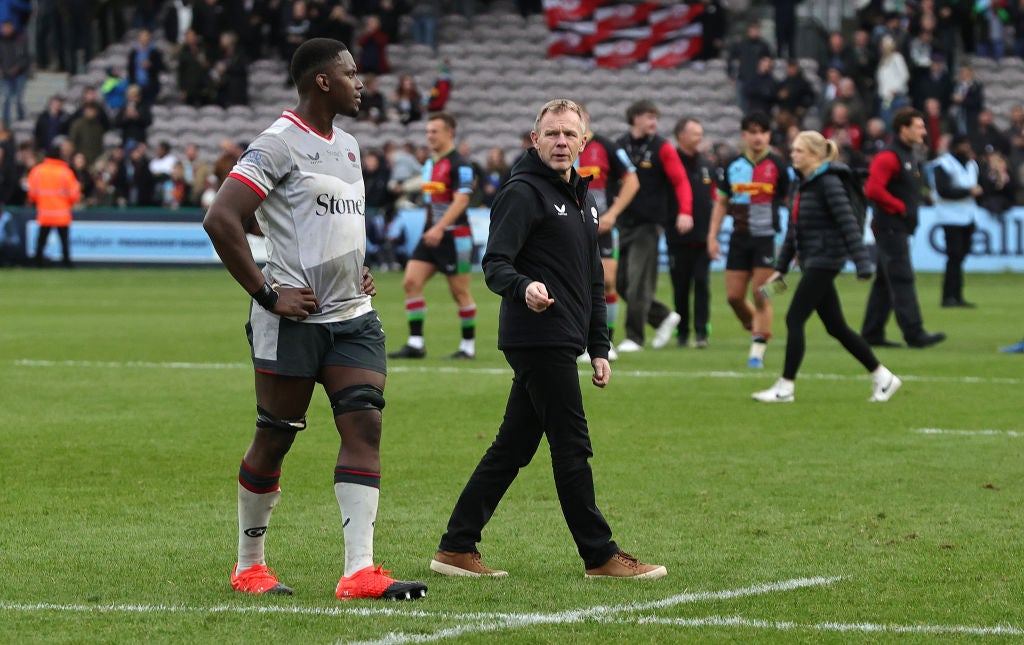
[
  {"xmin": 239, "ymin": 149, "xmax": 268, "ymax": 169},
  {"xmin": 733, "ymin": 181, "xmax": 776, "ymax": 196},
  {"xmin": 314, "ymin": 193, "xmax": 365, "ymax": 216},
  {"xmin": 555, "ymin": 203, "xmax": 567, "ymax": 216},
  {"xmin": 422, "ymin": 180, "xmax": 446, "ymax": 195}
]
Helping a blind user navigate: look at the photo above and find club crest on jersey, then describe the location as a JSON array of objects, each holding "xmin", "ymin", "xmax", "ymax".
[
  {"xmin": 555, "ymin": 203, "xmax": 567, "ymax": 216},
  {"xmin": 591, "ymin": 206, "xmax": 599, "ymax": 224}
]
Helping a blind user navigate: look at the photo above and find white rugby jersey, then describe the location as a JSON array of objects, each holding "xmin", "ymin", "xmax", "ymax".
[{"xmin": 229, "ymin": 110, "xmax": 372, "ymax": 323}]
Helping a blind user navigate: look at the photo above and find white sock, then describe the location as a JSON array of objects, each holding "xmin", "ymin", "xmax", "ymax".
[
  {"xmin": 407, "ymin": 335, "xmax": 424, "ymax": 349},
  {"xmin": 335, "ymin": 482, "xmax": 379, "ymax": 576},
  {"xmin": 776, "ymin": 377, "xmax": 795, "ymax": 394},
  {"xmin": 459, "ymin": 338, "xmax": 475, "ymax": 355},
  {"xmin": 237, "ymin": 485, "xmax": 281, "ymax": 571},
  {"xmin": 871, "ymin": 365, "xmax": 892, "ymax": 384},
  {"xmin": 749, "ymin": 340, "xmax": 768, "ymax": 360}
]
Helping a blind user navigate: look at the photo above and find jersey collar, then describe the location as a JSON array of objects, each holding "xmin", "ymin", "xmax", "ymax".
[{"xmin": 281, "ymin": 110, "xmax": 335, "ymax": 143}]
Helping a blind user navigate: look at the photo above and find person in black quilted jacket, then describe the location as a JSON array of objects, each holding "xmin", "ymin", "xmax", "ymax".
[{"xmin": 753, "ymin": 130, "xmax": 902, "ymax": 404}]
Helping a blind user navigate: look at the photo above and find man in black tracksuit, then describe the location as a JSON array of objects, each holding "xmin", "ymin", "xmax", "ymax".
[
  {"xmin": 430, "ymin": 99, "xmax": 666, "ymax": 580},
  {"xmin": 667, "ymin": 117, "xmax": 717, "ymax": 347}
]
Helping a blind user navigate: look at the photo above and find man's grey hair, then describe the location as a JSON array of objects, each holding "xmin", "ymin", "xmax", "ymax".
[{"xmin": 533, "ymin": 99, "xmax": 586, "ymax": 136}]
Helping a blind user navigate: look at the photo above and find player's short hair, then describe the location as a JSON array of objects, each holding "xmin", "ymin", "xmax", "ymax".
[
  {"xmin": 533, "ymin": 99, "xmax": 585, "ymax": 135},
  {"xmin": 741, "ymin": 111, "xmax": 772, "ymax": 132},
  {"xmin": 625, "ymin": 99, "xmax": 658, "ymax": 125},
  {"xmin": 892, "ymin": 106, "xmax": 924, "ymax": 134},
  {"xmin": 674, "ymin": 117, "xmax": 701, "ymax": 137},
  {"xmin": 428, "ymin": 111, "xmax": 457, "ymax": 132},
  {"xmin": 290, "ymin": 38, "xmax": 349, "ymax": 88}
]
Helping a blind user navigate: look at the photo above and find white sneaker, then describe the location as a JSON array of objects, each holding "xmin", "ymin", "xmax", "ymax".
[
  {"xmin": 607, "ymin": 346, "xmax": 618, "ymax": 361},
  {"xmin": 869, "ymin": 372, "xmax": 902, "ymax": 402},
  {"xmin": 577, "ymin": 351, "xmax": 591, "ymax": 364},
  {"xmin": 752, "ymin": 378, "xmax": 794, "ymax": 403},
  {"xmin": 617, "ymin": 338, "xmax": 643, "ymax": 353},
  {"xmin": 652, "ymin": 312, "xmax": 681, "ymax": 349}
]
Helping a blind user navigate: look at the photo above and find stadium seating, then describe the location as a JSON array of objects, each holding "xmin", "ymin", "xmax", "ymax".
[{"xmin": 15, "ymin": 2, "xmax": 1024, "ymax": 168}]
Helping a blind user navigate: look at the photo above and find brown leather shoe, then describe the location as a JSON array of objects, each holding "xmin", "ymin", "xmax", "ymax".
[
  {"xmin": 584, "ymin": 551, "xmax": 667, "ymax": 579},
  {"xmin": 429, "ymin": 550, "xmax": 508, "ymax": 577}
]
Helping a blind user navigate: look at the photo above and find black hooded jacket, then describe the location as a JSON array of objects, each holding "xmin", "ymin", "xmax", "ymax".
[
  {"xmin": 481, "ymin": 148, "xmax": 609, "ymax": 359},
  {"xmin": 777, "ymin": 162, "xmax": 873, "ymax": 277}
]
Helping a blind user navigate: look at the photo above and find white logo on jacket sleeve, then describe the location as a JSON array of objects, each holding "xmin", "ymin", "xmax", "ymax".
[
  {"xmin": 592, "ymin": 206, "xmax": 599, "ymax": 223},
  {"xmin": 555, "ymin": 203, "xmax": 567, "ymax": 216}
]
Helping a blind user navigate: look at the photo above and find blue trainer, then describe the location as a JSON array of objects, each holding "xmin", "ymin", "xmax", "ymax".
[
  {"xmin": 748, "ymin": 356, "xmax": 764, "ymax": 369},
  {"xmin": 1000, "ymin": 340, "xmax": 1024, "ymax": 354}
]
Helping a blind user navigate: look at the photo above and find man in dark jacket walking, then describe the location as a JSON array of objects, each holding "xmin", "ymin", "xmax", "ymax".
[
  {"xmin": 614, "ymin": 99, "xmax": 693, "ymax": 352},
  {"xmin": 861, "ymin": 107, "xmax": 946, "ymax": 348},
  {"xmin": 430, "ymin": 99, "xmax": 666, "ymax": 581}
]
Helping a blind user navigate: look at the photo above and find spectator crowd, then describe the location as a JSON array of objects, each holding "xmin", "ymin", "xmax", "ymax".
[{"xmin": 0, "ymin": 0, "xmax": 1022, "ymax": 273}]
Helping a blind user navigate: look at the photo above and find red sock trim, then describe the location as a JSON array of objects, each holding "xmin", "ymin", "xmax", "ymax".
[{"xmin": 238, "ymin": 459, "xmax": 281, "ymax": 494}]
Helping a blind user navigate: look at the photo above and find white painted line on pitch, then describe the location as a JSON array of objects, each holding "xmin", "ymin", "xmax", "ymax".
[
  {"xmin": 623, "ymin": 615, "xmax": 1023, "ymax": 637},
  {"xmin": 11, "ymin": 359, "xmax": 1022, "ymax": 386},
  {"xmin": 0, "ymin": 577, "xmax": 839, "ymax": 623},
  {"xmin": 4, "ymin": 576, "xmax": 1017, "ymax": 642},
  {"xmin": 344, "ymin": 576, "xmax": 843, "ymax": 645},
  {"xmin": 914, "ymin": 428, "xmax": 1023, "ymax": 438}
]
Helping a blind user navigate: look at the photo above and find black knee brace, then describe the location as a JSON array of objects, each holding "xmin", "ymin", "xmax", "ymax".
[
  {"xmin": 256, "ymin": 405, "xmax": 307, "ymax": 431},
  {"xmin": 330, "ymin": 384, "xmax": 385, "ymax": 416}
]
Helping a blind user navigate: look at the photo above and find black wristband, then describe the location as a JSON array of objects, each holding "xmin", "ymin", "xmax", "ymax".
[{"xmin": 251, "ymin": 282, "xmax": 279, "ymax": 311}]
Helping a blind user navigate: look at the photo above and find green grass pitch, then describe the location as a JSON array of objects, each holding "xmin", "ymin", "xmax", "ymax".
[{"xmin": 0, "ymin": 266, "xmax": 1021, "ymax": 643}]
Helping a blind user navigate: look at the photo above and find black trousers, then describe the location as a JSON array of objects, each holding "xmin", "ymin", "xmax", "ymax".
[
  {"xmin": 784, "ymin": 268, "xmax": 879, "ymax": 380},
  {"xmin": 861, "ymin": 230, "xmax": 925, "ymax": 342},
  {"xmin": 35, "ymin": 225, "xmax": 71, "ymax": 267},
  {"xmin": 667, "ymin": 244, "xmax": 711, "ymax": 342},
  {"xmin": 438, "ymin": 347, "xmax": 619, "ymax": 569},
  {"xmin": 942, "ymin": 224, "xmax": 973, "ymax": 303}
]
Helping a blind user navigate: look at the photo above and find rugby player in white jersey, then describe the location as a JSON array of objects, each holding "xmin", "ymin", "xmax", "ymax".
[{"xmin": 204, "ymin": 38, "xmax": 426, "ymax": 601}]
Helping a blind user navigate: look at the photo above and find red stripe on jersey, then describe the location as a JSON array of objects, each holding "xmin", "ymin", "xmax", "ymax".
[
  {"xmin": 280, "ymin": 111, "xmax": 309, "ymax": 132},
  {"xmin": 229, "ymin": 172, "xmax": 267, "ymax": 199},
  {"xmin": 281, "ymin": 110, "xmax": 334, "ymax": 142}
]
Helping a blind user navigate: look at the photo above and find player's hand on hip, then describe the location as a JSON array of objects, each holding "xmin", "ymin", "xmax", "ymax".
[
  {"xmin": 591, "ymin": 358, "xmax": 610, "ymax": 388},
  {"xmin": 361, "ymin": 266, "xmax": 376, "ymax": 296},
  {"xmin": 276, "ymin": 287, "xmax": 320, "ymax": 320},
  {"xmin": 525, "ymin": 281, "xmax": 554, "ymax": 312}
]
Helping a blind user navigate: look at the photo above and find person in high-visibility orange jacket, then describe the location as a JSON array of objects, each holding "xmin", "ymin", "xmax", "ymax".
[{"xmin": 27, "ymin": 142, "xmax": 81, "ymax": 267}]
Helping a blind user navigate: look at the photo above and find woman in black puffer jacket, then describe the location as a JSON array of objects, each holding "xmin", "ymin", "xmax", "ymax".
[{"xmin": 752, "ymin": 131, "xmax": 902, "ymax": 404}]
